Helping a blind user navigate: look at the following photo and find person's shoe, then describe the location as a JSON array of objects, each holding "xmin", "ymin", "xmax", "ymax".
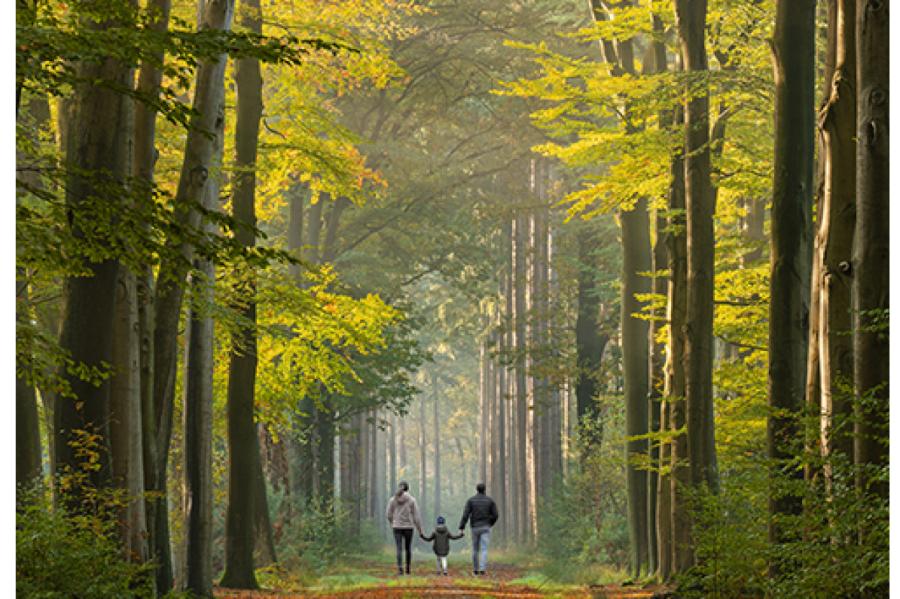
[{"xmin": 479, "ymin": 570, "xmax": 486, "ymax": 575}]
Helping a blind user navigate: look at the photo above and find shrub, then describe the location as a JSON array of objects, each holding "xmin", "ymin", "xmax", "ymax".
[{"xmin": 16, "ymin": 490, "xmax": 154, "ymax": 599}]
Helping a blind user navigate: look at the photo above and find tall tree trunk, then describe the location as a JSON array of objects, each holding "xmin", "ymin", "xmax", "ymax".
[
  {"xmin": 389, "ymin": 413, "xmax": 397, "ymax": 497},
  {"xmin": 253, "ymin": 430, "xmax": 277, "ymax": 567},
  {"xmin": 494, "ymin": 329, "xmax": 508, "ymax": 545},
  {"xmin": 419, "ymin": 394, "xmax": 428, "ymax": 521},
  {"xmin": 368, "ymin": 413, "xmax": 379, "ymax": 520},
  {"xmin": 767, "ymin": 0, "xmax": 815, "ymax": 575},
  {"xmin": 151, "ymin": 1, "xmax": 232, "ymax": 590},
  {"xmin": 433, "ymin": 376, "xmax": 441, "ymax": 519},
  {"xmin": 674, "ymin": 0, "xmax": 718, "ymax": 497},
  {"xmin": 514, "ymin": 207, "xmax": 529, "ymax": 542},
  {"xmin": 479, "ymin": 343, "xmax": 488, "ymax": 485},
  {"xmin": 16, "ymin": 278, "xmax": 42, "ymax": 491},
  {"xmin": 810, "ymin": 0, "xmax": 856, "ymax": 475},
  {"xmin": 621, "ymin": 197, "xmax": 652, "ymax": 577},
  {"xmin": 665, "ymin": 100, "xmax": 691, "ymax": 574},
  {"xmin": 648, "ymin": 210, "xmax": 667, "ymax": 576},
  {"xmin": 182, "ymin": 134, "xmax": 220, "ymax": 594},
  {"xmin": 398, "ymin": 413, "xmax": 407, "ymax": 479},
  {"xmin": 645, "ymin": 17, "xmax": 669, "ymax": 575},
  {"xmin": 221, "ymin": 0, "xmax": 263, "ymax": 586},
  {"xmin": 110, "ymin": 266, "xmax": 149, "ymax": 562},
  {"xmin": 16, "ymin": 93, "xmax": 51, "ymax": 492},
  {"xmin": 574, "ymin": 226, "xmax": 608, "ymax": 442},
  {"xmin": 852, "ymin": 0, "xmax": 888, "ymax": 502},
  {"xmin": 132, "ymin": 1, "xmax": 171, "ymax": 588},
  {"xmin": 54, "ymin": 5, "xmax": 136, "ymax": 510}
]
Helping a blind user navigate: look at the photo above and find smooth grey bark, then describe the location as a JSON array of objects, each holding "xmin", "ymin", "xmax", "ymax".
[
  {"xmin": 54, "ymin": 5, "xmax": 136, "ymax": 511},
  {"xmin": 389, "ymin": 413, "xmax": 397, "ymax": 497},
  {"xmin": 852, "ymin": 0, "xmax": 888, "ymax": 502},
  {"xmin": 513, "ymin": 207, "xmax": 529, "ymax": 541},
  {"xmin": 182, "ymin": 88, "xmax": 224, "ymax": 598},
  {"xmin": 665, "ymin": 100, "xmax": 692, "ymax": 574},
  {"xmin": 110, "ymin": 266, "xmax": 149, "ymax": 562},
  {"xmin": 150, "ymin": 1, "xmax": 233, "ymax": 590},
  {"xmin": 479, "ymin": 343, "xmax": 488, "ymax": 485},
  {"xmin": 767, "ymin": 0, "xmax": 815, "ymax": 564},
  {"xmin": 221, "ymin": 0, "xmax": 265, "ymax": 587},
  {"xmin": 647, "ymin": 210, "xmax": 667, "ymax": 577},
  {"xmin": 674, "ymin": 0, "xmax": 718, "ymax": 496},
  {"xmin": 419, "ymin": 394, "xmax": 428, "ymax": 521},
  {"xmin": 253, "ymin": 434, "xmax": 277, "ymax": 567},
  {"xmin": 506, "ymin": 216, "xmax": 519, "ymax": 542},
  {"xmin": 433, "ymin": 375, "xmax": 441, "ymax": 519},
  {"xmin": 182, "ymin": 261, "xmax": 216, "ymax": 596},
  {"xmin": 810, "ymin": 0, "xmax": 856, "ymax": 466},
  {"xmin": 621, "ymin": 196, "xmax": 652, "ymax": 577},
  {"xmin": 132, "ymin": 0, "xmax": 171, "ymax": 583}
]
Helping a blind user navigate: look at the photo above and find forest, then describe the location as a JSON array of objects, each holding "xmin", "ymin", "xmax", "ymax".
[{"xmin": 15, "ymin": 0, "xmax": 888, "ymax": 597}]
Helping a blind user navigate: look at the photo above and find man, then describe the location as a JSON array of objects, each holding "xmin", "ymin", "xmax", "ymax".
[
  {"xmin": 458, "ymin": 482, "xmax": 499, "ymax": 575},
  {"xmin": 386, "ymin": 481, "xmax": 424, "ymax": 575}
]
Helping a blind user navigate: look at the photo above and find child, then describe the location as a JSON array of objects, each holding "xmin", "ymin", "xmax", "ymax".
[{"xmin": 420, "ymin": 516, "xmax": 464, "ymax": 575}]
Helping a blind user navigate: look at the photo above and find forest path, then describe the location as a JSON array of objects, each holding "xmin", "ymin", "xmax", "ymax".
[{"xmin": 214, "ymin": 562, "xmax": 661, "ymax": 598}]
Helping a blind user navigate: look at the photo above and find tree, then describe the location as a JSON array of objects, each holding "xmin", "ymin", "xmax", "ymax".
[
  {"xmin": 621, "ymin": 197, "xmax": 652, "ymax": 576},
  {"xmin": 182, "ymin": 84, "xmax": 225, "ymax": 598},
  {"xmin": 852, "ymin": 0, "xmax": 888, "ymax": 503},
  {"xmin": 54, "ymin": 1, "xmax": 136, "ymax": 511},
  {"xmin": 221, "ymin": 0, "xmax": 265, "ymax": 587},
  {"xmin": 150, "ymin": 0, "xmax": 234, "ymax": 589},
  {"xmin": 674, "ymin": 0, "xmax": 718, "ymax": 498},
  {"xmin": 767, "ymin": 0, "xmax": 815, "ymax": 572},
  {"xmin": 808, "ymin": 0, "xmax": 856, "ymax": 468}
]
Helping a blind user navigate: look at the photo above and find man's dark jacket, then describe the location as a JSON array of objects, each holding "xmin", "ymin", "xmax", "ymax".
[{"xmin": 458, "ymin": 492, "xmax": 499, "ymax": 530}]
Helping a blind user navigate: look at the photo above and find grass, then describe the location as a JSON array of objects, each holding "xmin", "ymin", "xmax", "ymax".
[{"xmin": 252, "ymin": 544, "xmax": 634, "ymax": 596}]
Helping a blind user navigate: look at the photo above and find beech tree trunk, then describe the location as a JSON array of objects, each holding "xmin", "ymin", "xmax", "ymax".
[
  {"xmin": 811, "ymin": 0, "xmax": 857, "ymax": 470},
  {"xmin": 648, "ymin": 210, "xmax": 667, "ymax": 577},
  {"xmin": 852, "ymin": 0, "xmax": 888, "ymax": 502},
  {"xmin": 665, "ymin": 99, "xmax": 692, "ymax": 574},
  {"xmin": 16, "ymin": 278, "xmax": 42, "ymax": 491},
  {"xmin": 54, "ymin": 5, "xmax": 136, "ymax": 511},
  {"xmin": 621, "ymin": 196, "xmax": 652, "ymax": 577},
  {"xmin": 433, "ymin": 376, "xmax": 441, "ymax": 519},
  {"xmin": 419, "ymin": 394, "xmax": 427, "ymax": 520},
  {"xmin": 767, "ymin": 0, "xmax": 815, "ymax": 571},
  {"xmin": 16, "ymin": 94, "xmax": 51, "ymax": 492},
  {"xmin": 150, "ymin": 1, "xmax": 233, "ymax": 590},
  {"xmin": 221, "ymin": 0, "xmax": 264, "ymax": 586},
  {"xmin": 513, "ymin": 205, "xmax": 529, "ymax": 542},
  {"xmin": 674, "ymin": 0, "xmax": 718, "ymax": 497},
  {"xmin": 182, "ymin": 122, "xmax": 220, "ymax": 594},
  {"xmin": 110, "ymin": 266, "xmax": 149, "ymax": 563},
  {"xmin": 574, "ymin": 226, "xmax": 608, "ymax": 438},
  {"xmin": 132, "ymin": 0, "xmax": 171, "ymax": 584}
]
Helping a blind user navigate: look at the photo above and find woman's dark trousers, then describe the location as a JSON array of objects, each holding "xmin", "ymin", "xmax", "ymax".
[{"xmin": 393, "ymin": 528, "xmax": 413, "ymax": 573}]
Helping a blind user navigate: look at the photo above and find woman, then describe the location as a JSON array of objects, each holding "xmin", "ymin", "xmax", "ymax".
[{"xmin": 385, "ymin": 481, "xmax": 424, "ymax": 575}]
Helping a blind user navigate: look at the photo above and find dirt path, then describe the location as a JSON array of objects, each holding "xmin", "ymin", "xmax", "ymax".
[{"xmin": 214, "ymin": 562, "xmax": 664, "ymax": 598}]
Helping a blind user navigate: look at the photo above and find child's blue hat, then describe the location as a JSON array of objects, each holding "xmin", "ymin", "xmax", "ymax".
[{"xmin": 437, "ymin": 516, "xmax": 445, "ymax": 524}]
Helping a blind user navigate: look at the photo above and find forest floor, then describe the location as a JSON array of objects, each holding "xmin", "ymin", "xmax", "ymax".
[{"xmin": 214, "ymin": 551, "xmax": 667, "ymax": 599}]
